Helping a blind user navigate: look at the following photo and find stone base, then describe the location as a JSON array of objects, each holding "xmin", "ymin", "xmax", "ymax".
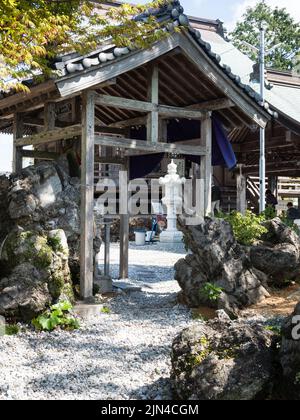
[{"xmin": 160, "ymin": 230, "xmax": 183, "ymax": 244}]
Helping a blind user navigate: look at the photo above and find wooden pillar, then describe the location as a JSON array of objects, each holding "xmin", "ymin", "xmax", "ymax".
[
  {"xmin": 119, "ymin": 157, "xmax": 129, "ymax": 279},
  {"xmin": 80, "ymin": 91, "xmax": 95, "ymax": 300},
  {"xmin": 44, "ymin": 102, "xmax": 56, "ymax": 152},
  {"xmin": 13, "ymin": 113, "xmax": 23, "ymax": 173},
  {"xmin": 147, "ymin": 65, "xmax": 159, "ymax": 144},
  {"xmin": 236, "ymin": 165, "xmax": 247, "ymax": 215},
  {"xmin": 269, "ymin": 175, "xmax": 278, "ymax": 198},
  {"xmin": 200, "ymin": 114, "xmax": 212, "ymax": 216}
]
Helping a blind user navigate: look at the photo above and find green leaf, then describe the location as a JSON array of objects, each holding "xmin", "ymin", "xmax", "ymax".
[{"xmin": 38, "ymin": 316, "xmax": 53, "ymax": 331}]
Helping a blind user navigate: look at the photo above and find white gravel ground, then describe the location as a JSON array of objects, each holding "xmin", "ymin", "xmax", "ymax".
[{"xmin": 0, "ymin": 242, "xmax": 197, "ymax": 400}]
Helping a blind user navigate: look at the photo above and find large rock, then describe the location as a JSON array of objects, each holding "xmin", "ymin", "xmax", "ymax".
[
  {"xmin": 175, "ymin": 218, "xmax": 269, "ymax": 315},
  {"xmin": 171, "ymin": 313, "xmax": 276, "ymax": 400},
  {"xmin": 0, "ymin": 229, "xmax": 74, "ymax": 321},
  {"xmin": 0, "ymin": 158, "xmax": 101, "ymax": 286},
  {"xmin": 250, "ymin": 218, "xmax": 300, "ymax": 285}
]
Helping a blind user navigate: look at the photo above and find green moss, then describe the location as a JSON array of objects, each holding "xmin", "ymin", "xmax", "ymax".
[
  {"xmin": 49, "ymin": 273, "xmax": 65, "ymax": 300},
  {"xmin": 60, "ymin": 282, "xmax": 75, "ymax": 304},
  {"xmin": 47, "ymin": 235, "xmax": 64, "ymax": 254},
  {"xmin": 4, "ymin": 231, "xmax": 53, "ymax": 270},
  {"xmin": 5, "ymin": 324, "xmax": 20, "ymax": 336},
  {"xmin": 183, "ymin": 336, "xmax": 212, "ymax": 373},
  {"xmin": 215, "ymin": 346, "xmax": 240, "ymax": 360}
]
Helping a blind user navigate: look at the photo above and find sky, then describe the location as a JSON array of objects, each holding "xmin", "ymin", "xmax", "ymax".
[{"xmin": 1, "ymin": 0, "xmax": 300, "ymax": 172}]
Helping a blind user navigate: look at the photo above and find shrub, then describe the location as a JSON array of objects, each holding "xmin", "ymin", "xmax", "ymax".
[
  {"xmin": 32, "ymin": 301, "xmax": 80, "ymax": 332},
  {"xmin": 222, "ymin": 211, "xmax": 267, "ymax": 246},
  {"xmin": 200, "ymin": 282, "xmax": 223, "ymax": 302},
  {"xmin": 262, "ymin": 205, "xmax": 277, "ymax": 220}
]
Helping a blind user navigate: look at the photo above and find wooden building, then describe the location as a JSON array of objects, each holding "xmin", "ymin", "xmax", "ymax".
[{"xmin": 1, "ymin": 1, "xmax": 298, "ymax": 299}]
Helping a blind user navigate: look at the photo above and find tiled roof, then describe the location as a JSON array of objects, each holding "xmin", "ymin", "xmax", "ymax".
[{"xmin": 54, "ymin": 0, "xmax": 275, "ymax": 117}]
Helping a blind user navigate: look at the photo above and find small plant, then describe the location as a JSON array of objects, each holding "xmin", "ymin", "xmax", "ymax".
[
  {"xmin": 262, "ymin": 205, "xmax": 277, "ymax": 220},
  {"xmin": 200, "ymin": 282, "xmax": 223, "ymax": 302},
  {"xmin": 100, "ymin": 306, "xmax": 111, "ymax": 314},
  {"xmin": 295, "ymin": 372, "xmax": 300, "ymax": 385},
  {"xmin": 32, "ymin": 301, "xmax": 79, "ymax": 332},
  {"xmin": 221, "ymin": 210, "xmax": 267, "ymax": 246},
  {"xmin": 47, "ymin": 235, "xmax": 64, "ymax": 253},
  {"xmin": 265, "ymin": 325, "xmax": 282, "ymax": 336},
  {"xmin": 5, "ymin": 324, "xmax": 20, "ymax": 336}
]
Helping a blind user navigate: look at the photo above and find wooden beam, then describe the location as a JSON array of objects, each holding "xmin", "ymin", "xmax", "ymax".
[
  {"xmin": 95, "ymin": 93, "xmax": 204, "ymax": 120},
  {"xmin": 109, "ymin": 100, "xmax": 233, "ymax": 129},
  {"xmin": 15, "ymin": 124, "xmax": 81, "ymax": 146},
  {"xmin": 238, "ymin": 136, "xmax": 290, "ymax": 153},
  {"xmin": 80, "ymin": 91, "xmax": 95, "ymax": 300},
  {"xmin": 236, "ymin": 166, "xmax": 247, "ymax": 215},
  {"xmin": 200, "ymin": 114, "xmax": 212, "ymax": 215},
  {"xmin": 0, "ymin": 80, "xmax": 57, "ymax": 115},
  {"xmin": 13, "ymin": 113, "xmax": 23, "ymax": 173},
  {"xmin": 24, "ymin": 117, "xmax": 126, "ymax": 135},
  {"xmin": 21, "ymin": 150, "xmax": 59, "ymax": 161},
  {"xmin": 147, "ymin": 65, "xmax": 159, "ymax": 144},
  {"xmin": 119, "ymin": 158, "xmax": 129, "ymax": 280},
  {"xmin": 158, "ymin": 105, "xmax": 204, "ymax": 120},
  {"xmin": 243, "ymin": 160, "xmax": 300, "ymax": 175},
  {"xmin": 44, "ymin": 102, "xmax": 56, "ymax": 131},
  {"xmin": 189, "ymin": 98, "xmax": 235, "ymax": 111},
  {"xmin": 94, "ymin": 135, "xmax": 206, "ymax": 156},
  {"xmin": 95, "ymin": 156, "xmax": 125, "ymax": 165}
]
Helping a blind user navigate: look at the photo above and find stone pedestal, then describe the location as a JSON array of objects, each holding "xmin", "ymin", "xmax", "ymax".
[
  {"xmin": 159, "ymin": 160, "xmax": 185, "ymax": 244},
  {"xmin": 160, "ymin": 229, "xmax": 183, "ymax": 243}
]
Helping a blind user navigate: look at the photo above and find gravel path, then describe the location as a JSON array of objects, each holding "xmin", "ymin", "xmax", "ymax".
[{"xmin": 0, "ymin": 243, "xmax": 196, "ymax": 400}]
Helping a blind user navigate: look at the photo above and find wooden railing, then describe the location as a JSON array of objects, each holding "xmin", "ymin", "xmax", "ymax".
[{"xmin": 278, "ymin": 177, "xmax": 300, "ymax": 198}]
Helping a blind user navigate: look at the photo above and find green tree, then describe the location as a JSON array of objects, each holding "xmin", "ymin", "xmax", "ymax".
[
  {"xmin": 0, "ymin": 0, "xmax": 167, "ymax": 91},
  {"xmin": 230, "ymin": 1, "xmax": 300, "ymax": 71}
]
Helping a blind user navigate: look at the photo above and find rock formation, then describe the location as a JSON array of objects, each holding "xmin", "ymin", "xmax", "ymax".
[
  {"xmin": 0, "ymin": 158, "xmax": 101, "ymax": 321},
  {"xmin": 171, "ymin": 312, "xmax": 276, "ymax": 400},
  {"xmin": 172, "ymin": 303, "xmax": 300, "ymax": 400},
  {"xmin": 175, "ymin": 218, "xmax": 269, "ymax": 315},
  {"xmin": 250, "ymin": 218, "xmax": 300, "ymax": 285}
]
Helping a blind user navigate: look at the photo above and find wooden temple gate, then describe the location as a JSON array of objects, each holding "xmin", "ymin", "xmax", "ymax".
[{"xmin": 1, "ymin": 30, "xmax": 270, "ymax": 300}]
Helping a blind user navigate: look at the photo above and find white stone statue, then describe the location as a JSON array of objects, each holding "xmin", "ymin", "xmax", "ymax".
[{"xmin": 159, "ymin": 160, "xmax": 186, "ymax": 243}]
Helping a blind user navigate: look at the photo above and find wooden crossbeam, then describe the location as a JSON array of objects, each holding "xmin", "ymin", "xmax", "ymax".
[
  {"xmin": 95, "ymin": 94, "xmax": 204, "ymax": 120},
  {"xmin": 109, "ymin": 99, "xmax": 235, "ymax": 129},
  {"xmin": 15, "ymin": 124, "xmax": 81, "ymax": 146},
  {"xmin": 189, "ymin": 98, "xmax": 235, "ymax": 111},
  {"xmin": 94, "ymin": 134, "xmax": 206, "ymax": 155},
  {"xmin": 237, "ymin": 136, "xmax": 291, "ymax": 153},
  {"xmin": 95, "ymin": 156, "xmax": 125, "ymax": 165},
  {"xmin": 21, "ymin": 150, "xmax": 60, "ymax": 160}
]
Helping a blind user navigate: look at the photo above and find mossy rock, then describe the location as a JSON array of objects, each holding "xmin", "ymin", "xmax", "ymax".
[
  {"xmin": 0, "ymin": 229, "xmax": 74, "ymax": 321},
  {"xmin": 2, "ymin": 230, "xmax": 53, "ymax": 271}
]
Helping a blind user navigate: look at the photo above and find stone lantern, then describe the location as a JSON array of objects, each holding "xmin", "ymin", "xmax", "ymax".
[{"xmin": 159, "ymin": 160, "xmax": 186, "ymax": 243}]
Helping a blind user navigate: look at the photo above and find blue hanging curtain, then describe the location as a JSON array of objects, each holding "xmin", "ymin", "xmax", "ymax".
[
  {"xmin": 211, "ymin": 116, "xmax": 237, "ymax": 170},
  {"xmin": 186, "ymin": 116, "xmax": 237, "ymax": 170}
]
